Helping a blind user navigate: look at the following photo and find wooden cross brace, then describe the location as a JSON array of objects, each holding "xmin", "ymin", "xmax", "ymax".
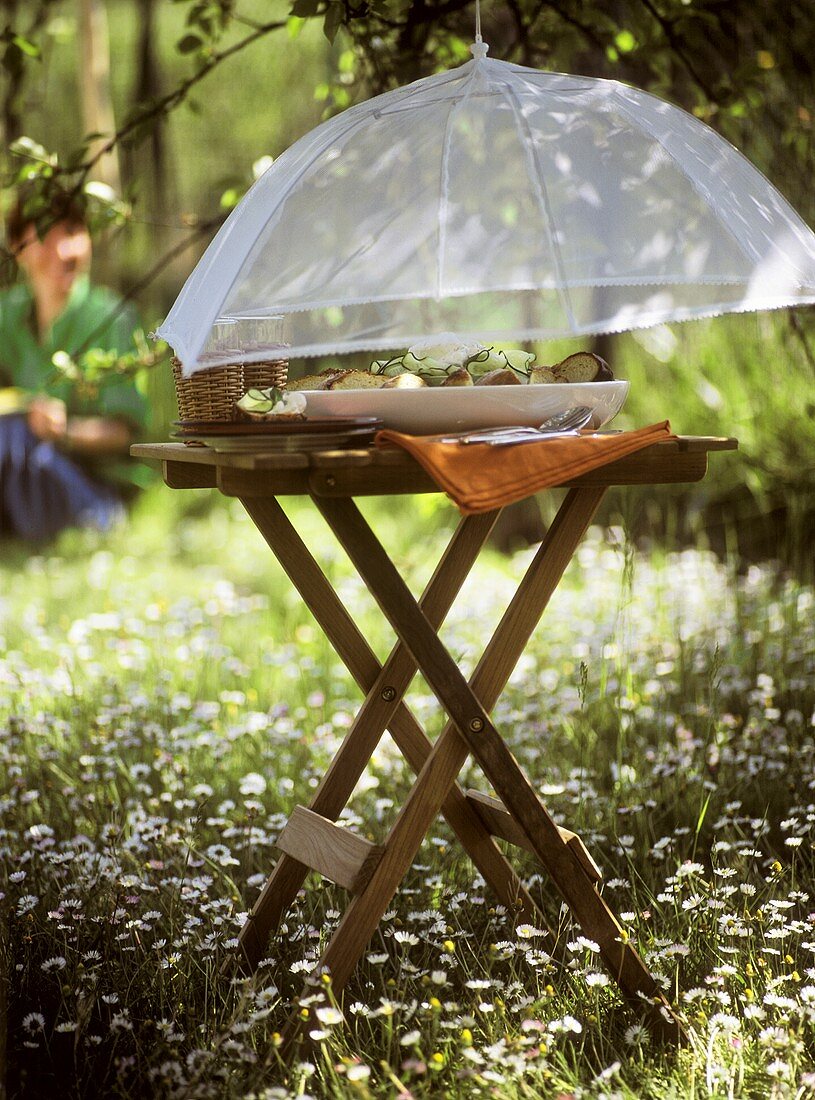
[{"xmin": 231, "ymin": 487, "xmax": 685, "ymax": 1050}]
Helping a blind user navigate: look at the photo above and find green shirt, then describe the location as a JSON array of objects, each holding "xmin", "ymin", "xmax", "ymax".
[{"xmin": 0, "ymin": 275, "xmax": 149, "ymax": 487}]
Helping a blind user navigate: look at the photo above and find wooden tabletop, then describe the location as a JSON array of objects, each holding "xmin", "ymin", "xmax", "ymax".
[{"xmin": 132, "ymin": 436, "xmax": 738, "ymax": 499}]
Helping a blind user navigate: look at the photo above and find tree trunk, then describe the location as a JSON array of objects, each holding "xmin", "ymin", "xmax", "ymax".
[
  {"xmin": 78, "ymin": 0, "xmax": 121, "ymax": 192},
  {"xmin": 1, "ymin": 0, "xmax": 24, "ymax": 149},
  {"xmin": 132, "ymin": 0, "xmax": 169, "ymax": 223},
  {"xmin": 1, "ymin": 0, "xmax": 52, "ymax": 151},
  {"xmin": 119, "ymin": 0, "xmax": 181, "ymax": 314}
]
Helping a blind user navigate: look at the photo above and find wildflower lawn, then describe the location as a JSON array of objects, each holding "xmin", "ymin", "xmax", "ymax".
[{"xmin": 2, "ymin": 488, "xmax": 814, "ymax": 1098}]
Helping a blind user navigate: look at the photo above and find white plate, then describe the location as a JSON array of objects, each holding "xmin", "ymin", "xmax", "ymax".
[
  {"xmin": 303, "ymin": 380, "xmax": 628, "ymax": 435},
  {"xmin": 195, "ymin": 427, "xmax": 379, "ymax": 452}
]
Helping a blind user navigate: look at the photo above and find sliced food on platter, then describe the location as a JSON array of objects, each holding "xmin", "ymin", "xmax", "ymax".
[{"xmin": 285, "ymin": 343, "xmax": 628, "ymax": 435}]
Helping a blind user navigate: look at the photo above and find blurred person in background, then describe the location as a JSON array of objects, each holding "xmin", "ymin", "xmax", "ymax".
[{"xmin": 0, "ymin": 187, "xmax": 148, "ymax": 542}]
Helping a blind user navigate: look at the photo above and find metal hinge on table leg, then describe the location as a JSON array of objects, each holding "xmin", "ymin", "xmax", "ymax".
[{"xmin": 276, "ymin": 805, "xmax": 384, "ymax": 894}]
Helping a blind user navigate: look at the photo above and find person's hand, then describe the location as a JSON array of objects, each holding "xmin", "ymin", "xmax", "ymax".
[{"xmin": 27, "ymin": 395, "xmax": 68, "ymax": 442}]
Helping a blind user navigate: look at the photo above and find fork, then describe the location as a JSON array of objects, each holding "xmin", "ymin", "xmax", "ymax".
[{"xmin": 440, "ymin": 404, "xmax": 594, "ymax": 445}]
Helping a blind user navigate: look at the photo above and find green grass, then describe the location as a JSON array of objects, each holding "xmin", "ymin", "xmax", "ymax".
[{"xmin": 2, "ymin": 488, "xmax": 815, "ymax": 1098}]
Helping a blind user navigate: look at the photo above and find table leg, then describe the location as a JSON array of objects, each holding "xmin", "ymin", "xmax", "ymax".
[
  {"xmin": 312, "ymin": 489, "xmax": 683, "ymax": 1044},
  {"xmin": 236, "ymin": 499, "xmax": 540, "ymax": 968},
  {"xmin": 278, "ymin": 488, "xmax": 605, "ymax": 1048}
]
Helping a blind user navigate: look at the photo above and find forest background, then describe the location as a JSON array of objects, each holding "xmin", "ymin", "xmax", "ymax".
[{"xmin": 2, "ymin": 0, "xmax": 814, "ymax": 568}]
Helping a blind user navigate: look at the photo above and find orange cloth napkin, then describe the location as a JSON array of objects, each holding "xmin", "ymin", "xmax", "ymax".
[{"xmin": 376, "ymin": 421, "xmax": 675, "ymax": 514}]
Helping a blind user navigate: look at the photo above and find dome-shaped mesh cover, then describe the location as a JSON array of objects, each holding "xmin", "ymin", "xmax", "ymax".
[{"xmin": 159, "ymin": 52, "xmax": 815, "ymax": 373}]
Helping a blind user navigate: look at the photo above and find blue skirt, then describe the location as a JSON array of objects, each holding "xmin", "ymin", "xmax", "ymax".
[{"xmin": 0, "ymin": 414, "xmax": 123, "ymax": 542}]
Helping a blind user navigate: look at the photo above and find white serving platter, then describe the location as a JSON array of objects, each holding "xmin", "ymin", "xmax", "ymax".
[{"xmin": 303, "ymin": 380, "xmax": 628, "ymax": 435}]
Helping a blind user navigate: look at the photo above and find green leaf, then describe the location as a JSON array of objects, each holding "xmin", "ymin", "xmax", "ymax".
[
  {"xmin": 12, "ymin": 35, "xmax": 41, "ymax": 59},
  {"xmin": 219, "ymin": 187, "xmax": 241, "ymax": 209},
  {"xmin": 177, "ymin": 34, "xmax": 203, "ymax": 54},
  {"xmin": 694, "ymin": 792, "xmax": 712, "ymax": 838},
  {"xmin": 500, "ymin": 201, "xmax": 519, "ymax": 227},
  {"xmin": 446, "ymin": 37, "xmax": 471, "ymax": 62},
  {"xmin": 9, "ymin": 136, "xmax": 52, "ymax": 163},
  {"xmin": 614, "ymin": 30, "xmax": 636, "ymax": 53},
  {"xmin": 16, "ymin": 164, "xmax": 42, "ymax": 182},
  {"xmin": 286, "ymin": 16, "xmax": 306, "ymax": 38},
  {"xmin": 323, "ymin": 2, "xmax": 343, "ymax": 44}
]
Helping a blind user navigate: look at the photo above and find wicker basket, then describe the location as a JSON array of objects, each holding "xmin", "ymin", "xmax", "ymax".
[
  {"xmin": 172, "ymin": 356, "xmax": 289, "ymax": 423},
  {"xmin": 242, "ymin": 359, "xmax": 289, "ymax": 396}
]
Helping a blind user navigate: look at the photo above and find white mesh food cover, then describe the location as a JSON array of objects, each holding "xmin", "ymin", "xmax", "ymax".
[{"xmin": 158, "ymin": 44, "xmax": 815, "ymax": 374}]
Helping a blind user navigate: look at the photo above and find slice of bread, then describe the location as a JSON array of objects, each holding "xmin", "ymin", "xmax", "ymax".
[
  {"xmin": 529, "ymin": 366, "xmax": 558, "ymax": 385},
  {"xmin": 440, "ymin": 369, "xmax": 474, "ymax": 387},
  {"xmin": 287, "ymin": 369, "xmax": 347, "ymax": 391},
  {"xmin": 552, "ymin": 352, "xmax": 613, "ymax": 383},
  {"xmin": 529, "ymin": 354, "xmax": 613, "ymax": 384},
  {"xmin": 326, "ymin": 369, "xmax": 386, "ymax": 390},
  {"xmin": 475, "ymin": 368, "xmax": 521, "ymax": 386},
  {"xmin": 381, "ymin": 372, "xmax": 427, "ymax": 388}
]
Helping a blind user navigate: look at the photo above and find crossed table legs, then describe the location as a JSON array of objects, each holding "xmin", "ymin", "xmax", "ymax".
[{"xmin": 234, "ymin": 486, "xmax": 684, "ymax": 1047}]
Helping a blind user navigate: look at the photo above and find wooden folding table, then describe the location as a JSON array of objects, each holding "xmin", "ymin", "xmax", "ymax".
[{"xmin": 133, "ymin": 435, "xmax": 736, "ymax": 1048}]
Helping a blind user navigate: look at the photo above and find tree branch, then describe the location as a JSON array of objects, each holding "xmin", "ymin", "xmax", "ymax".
[
  {"xmin": 535, "ymin": 0, "xmax": 609, "ymax": 59},
  {"xmin": 636, "ymin": 0, "xmax": 718, "ymax": 101}
]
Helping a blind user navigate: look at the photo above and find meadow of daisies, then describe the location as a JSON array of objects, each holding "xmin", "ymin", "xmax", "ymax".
[{"xmin": 1, "ymin": 485, "xmax": 814, "ymax": 1099}]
